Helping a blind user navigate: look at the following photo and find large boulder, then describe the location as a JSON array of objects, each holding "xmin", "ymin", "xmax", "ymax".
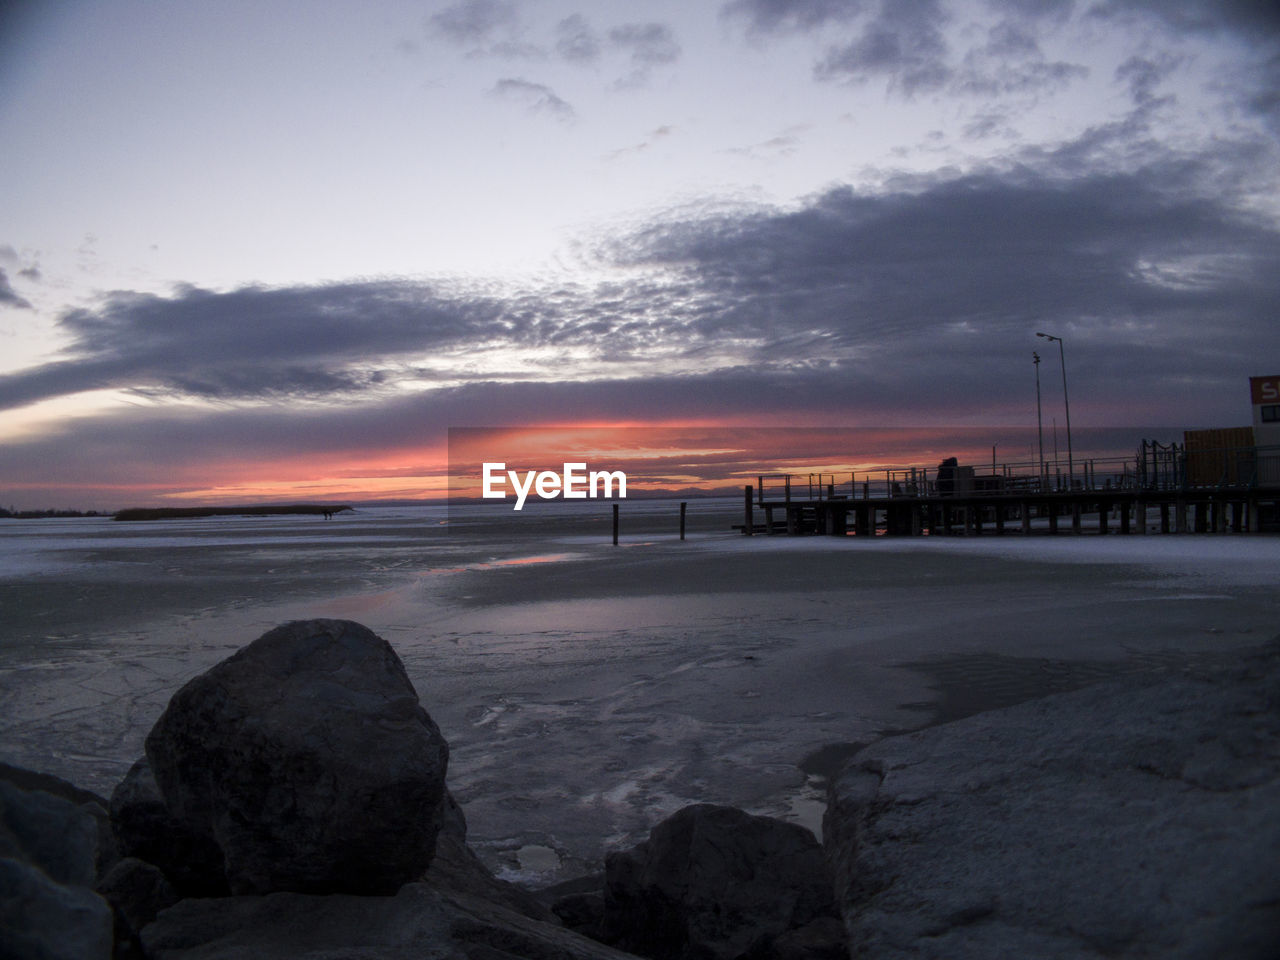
[
  {"xmin": 0, "ymin": 772, "xmax": 114, "ymax": 960},
  {"xmin": 601, "ymin": 803, "xmax": 844, "ymax": 960},
  {"xmin": 825, "ymin": 640, "xmax": 1280, "ymax": 959},
  {"xmin": 144, "ymin": 618, "xmax": 449, "ymax": 895}
]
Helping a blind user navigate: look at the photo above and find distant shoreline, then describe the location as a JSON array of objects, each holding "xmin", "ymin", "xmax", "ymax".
[
  {"xmin": 112, "ymin": 504, "xmax": 353, "ymax": 522},
  {"xmin": 0, "ymin": 508, "xmax": 109, "ymax": 520}
]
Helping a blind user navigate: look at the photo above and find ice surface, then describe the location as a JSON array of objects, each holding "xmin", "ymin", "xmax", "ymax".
[
  {"xmin": 2, "ymin": 500, "xmax": 1276, "ymax": 883},
  {"xmin": 700, "ymin": 527, "xmax": 1280, "ymax": 586}
]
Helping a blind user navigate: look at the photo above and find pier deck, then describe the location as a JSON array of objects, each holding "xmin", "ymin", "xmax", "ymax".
[
  {"xmin": 739, "ymin": 447, "xmax": 1280, "ymax": 536},
  {"xmin": 742, "ymin": 488, "xmax": 1280, "ymax": 537}
]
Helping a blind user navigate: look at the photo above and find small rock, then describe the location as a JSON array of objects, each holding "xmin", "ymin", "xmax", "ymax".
[
  {"xmin": 423, "ymin": 787, "xmax": 559, "ymax": 924},
  {"xmin": 602, "ymin": 803, "xmax": 843, "ymax": 960},
  {"xmin": 96, "ymin": 856, "xmax": 178, "ymax": 947},
  {"xmin": 109, "ymin": 758, "xmax": 227, "ymax": 897},
  {"xmin": 553, "ymin": 890, "xmax": 606, "ymax": 939},
  {"xmin": 541, "ymin": 872, "xmax": 607, "ymax": 938}
]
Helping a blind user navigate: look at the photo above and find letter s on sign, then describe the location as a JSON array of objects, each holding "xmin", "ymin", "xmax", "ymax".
[{"xmin": 1264, "ymin": 382, "xmax": 1280, "ymax": 401}]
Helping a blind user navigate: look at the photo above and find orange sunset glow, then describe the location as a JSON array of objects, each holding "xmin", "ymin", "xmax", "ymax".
[{"xmin": 0, "ymin": 416, "xmax": 1169, "ymax": 511}]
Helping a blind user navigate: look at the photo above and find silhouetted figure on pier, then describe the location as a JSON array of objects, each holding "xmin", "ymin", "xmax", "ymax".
[{"xmin": 936, "ymin": 457, "xmax": 958, "ymax": 496}]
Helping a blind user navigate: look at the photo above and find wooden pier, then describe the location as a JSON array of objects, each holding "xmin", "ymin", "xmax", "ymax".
[{"xmin": 740, "ymin": 446, "xmax": 1280, "ymax": 537}]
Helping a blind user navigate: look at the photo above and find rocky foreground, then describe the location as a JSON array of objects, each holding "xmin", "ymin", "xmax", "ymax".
[{"xmin": 2, "ymin": 619, "xmax": 1277, "ymax": 959}]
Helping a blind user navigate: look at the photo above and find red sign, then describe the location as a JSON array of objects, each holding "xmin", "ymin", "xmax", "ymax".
[{"xmin": 1252, "ymin": 376, "xmax": 1280, "ymax": 404}]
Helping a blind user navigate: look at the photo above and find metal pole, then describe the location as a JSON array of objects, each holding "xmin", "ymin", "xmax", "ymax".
[
  {"xmin": 1037, "ymin": 332, "xmax": 1073, "ymax": 485},
  {"xmin": 1053, "ymin": 418, "xmax": 1059, "ymax": 490},
  {"xmin": 1059, "ymin": 338, "xmax": 1073, "ymax": 483},
  {"xmin": 1034, "ymin": 352, "xmax": 1044, "ymax": 492}
]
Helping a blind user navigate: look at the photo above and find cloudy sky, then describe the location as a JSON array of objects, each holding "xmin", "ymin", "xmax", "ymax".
[{"xmin": 2, "ymin": 0, "xmax": 1278, "ymax": 508}]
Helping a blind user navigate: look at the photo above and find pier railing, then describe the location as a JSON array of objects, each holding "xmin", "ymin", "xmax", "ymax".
[{"xmin": 754, "ymin": 444, "xmax": 1280, "ymax": 505}]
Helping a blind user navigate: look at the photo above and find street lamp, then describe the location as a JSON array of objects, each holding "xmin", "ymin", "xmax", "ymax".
[
  {"xmin": 1036, "ymin": 332, "xmax": 1073, "ymax": 485},
  {"xmin": 1033, "ymin": 352, "xmax": 1044, "ymax": 491}
]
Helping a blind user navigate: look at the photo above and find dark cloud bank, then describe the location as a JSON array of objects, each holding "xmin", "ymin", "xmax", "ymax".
[{"xmin": 3, "ymin": 153, "xmax": 1276, "ymax": 494}]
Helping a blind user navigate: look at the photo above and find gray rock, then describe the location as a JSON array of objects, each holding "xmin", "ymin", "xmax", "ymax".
[
  {"xmin": 0, "ymin": 857, "xmax": 114, "ymax": 960},
  {"xmin": 0, "ymin": 761, "xmax": 109, "ymax": 810},
  {"xmin": 144, "ymin": 619, "xmax": 450, "ymax": 895},
  {"xmin": 140, "ymin": 881, "xmax": 645, "ymax": 960},
  {"xmin": 0, "ymin": 772, "xmax": 114, "ymax": 960},
  {"xmin": 110, "ymin": 757, "xmax": 228, "ymax": 896},
  {"xmin": 0, "ymin": 761, "xmax": 118, "ymax": 879},
  {"xmin": 538, "ymin": 873, "xmax": 607, "ymax": 938},
  {"xmin": 97, "ymin": 856, "xmax": 178, "ymax": 945},
  {"xmin": 825, "ymin": 641, "xmax": 1280, "ymax": 959},
  {"xmin": 424, "ymin": 788, "xmax": 559, "ymax": 924},
  {"xmin": 771, "ymin": 917, "xmax": 852, "ymax": 960},
  {"xmin": 0, "ymin": 776, "xmax": 101, "ymax": 888},
  {"xmin": 601, "ymin": 803, "xmax": 843, "ymax": 960}
]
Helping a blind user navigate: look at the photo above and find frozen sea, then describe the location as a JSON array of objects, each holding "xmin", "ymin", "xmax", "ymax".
[{"xmin": 2, "ymin": 500, "xmax": 1277, "ymax": 884}]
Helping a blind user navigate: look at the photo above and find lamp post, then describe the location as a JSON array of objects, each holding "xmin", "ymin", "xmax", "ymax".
[
  {"xmin": 1036, "ymin": 332, "xmax": 1073, "ymax": 485},
  {"xmin": 1053, "ymin": 418, "xmax": 1059, "ymax": 489},
  {"xmin": 1033, "ymin": 352, "xmax": 1044, "ymax": 492}
]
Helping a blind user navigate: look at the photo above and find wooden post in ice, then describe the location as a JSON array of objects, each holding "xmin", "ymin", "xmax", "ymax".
[
  {"xmin": 680, "ymin": 501, "xmax": 687, "ymax": 540},
  {"xmin": 744, "ymin": 485, "xmax": 754, "ymax": 536},
  {"xmin": 612, "ymin": 503, "xmax": 619, "ymax": 545}
]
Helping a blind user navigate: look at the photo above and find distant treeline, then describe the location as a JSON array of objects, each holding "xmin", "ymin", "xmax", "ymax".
[
  {"xmin": 0, "ymin": 508, "xmax": 109, "ymax": 519},
  {"xmin": 112, "ymin": 505, "xmax": 354, "ymax": 522}
]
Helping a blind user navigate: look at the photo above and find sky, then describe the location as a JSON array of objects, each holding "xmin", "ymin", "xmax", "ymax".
[{"xmin": 2, "ymin": 0, "xmax": 1279, "ymax": 508}]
